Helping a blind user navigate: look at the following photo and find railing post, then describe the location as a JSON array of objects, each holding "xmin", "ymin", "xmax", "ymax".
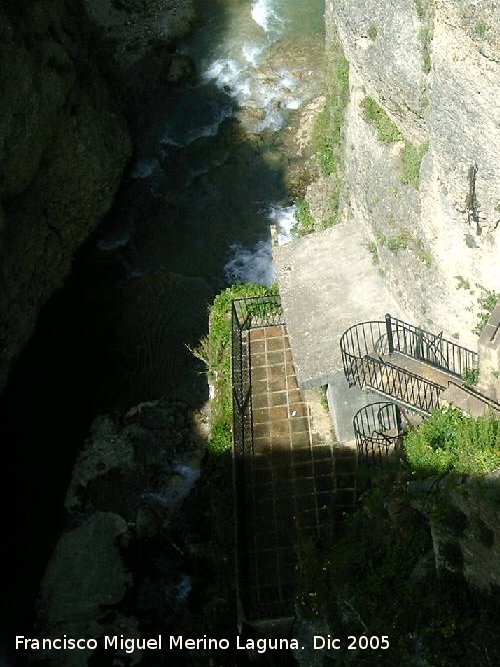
[
  {"xmin": 395, "ymin": 404, "xmax": 403, "ymax": 434},
  {"xmin": 385, "ymin": 313, "xmax": 394, "ymax": 354},
  {"xmin": 416, "ymin": 327, "xmax": 424, "ymax": 360}
]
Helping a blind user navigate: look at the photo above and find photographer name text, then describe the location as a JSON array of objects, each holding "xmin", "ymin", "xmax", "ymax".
[{"xmin": 16, "ymin": 634, "xmax": 390, "ymax": 654}]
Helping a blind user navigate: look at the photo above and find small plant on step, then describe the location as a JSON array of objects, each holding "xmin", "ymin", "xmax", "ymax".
[{"xmin": 462, "ymin": 368, "xmax": 479, "ymax": 387}]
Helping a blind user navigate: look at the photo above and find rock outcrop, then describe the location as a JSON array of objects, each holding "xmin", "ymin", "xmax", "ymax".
[
  {"xmin": 0, "ymin": 0, "xmax": 197, "ymax": 396},
  {"xmin": 0, "ymin": 0, "xmax": 132, "ymax": 394},
  {"xmin": 36, "ymin": 398, "xmax": 207, "ymax": 665},
  {"xmin": 326, "ymin": 0, "xmax": 500, "ymax": 348},
  {"xmin": 413, "ymin": 473, "xmax": 500, "ymax": 593}
]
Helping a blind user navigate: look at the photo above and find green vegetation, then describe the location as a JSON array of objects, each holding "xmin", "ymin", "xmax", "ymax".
[
  {"xmin": 415, "ymin": 0, "xmax": 429, "ymax": 20},
  {"xmin": 474, "ymin": 290, "xmax": 500, "ymax": 336},
  {"xmin": 297, "ymin": 483, "xmax": 500, "ymax": 666},
  {"xmin": 360, "ymin": 97, "xmax": 404, "ymax": 144},
  {"xmin": 310, "ymin": 34, "xmax": 349, "ymax": 230},
  {"xmin": 416, "ymin": 239, "xmax": 433, "ymax": 266},
  {"xmin": 360, "ymin": 97, "xmax": 428, "ymax": 188},
  {"xmin": 367, "ymin": 241, "xmax": 380, "ymax": 264},
  {"xmin": 455, "ymin": 275, "xmax": 471, "ymax": 291},
  {"xmin": 474, "ymin": 20, "xmax": 488, "ymax": 38},
  {"xmin": 401, "ymin": 141, "xmax": 429, "ymax": 187},
  {"xmin": 368, "ymin": 24, "xmax": 378, "ymax": 40},
  {"xmin": 293, "ymin": 198, "xmax": 315, "ymax": 236},
  {"xmin": 319, "ymin": 385, "xmax": 329, "ymax": 412},
  {"xmin": 463, "ymin": 367, "xmax": 480, "ymax": 387},
  {"xmin": 415, "ymin": 0, "xmax": 435, "ymax": 72},
  {"xmin": 420, "ymin": 26, "xmax": 433, "ymax": 73},
  {"xmin": 372, "ymin": 227, "xmax": 432, "ymax": 266},
  {"xmin": 313, "ymin": 38, "xmax": 349, "ymax": 177},
  {"xmin": 387, "ymin": 232, "xmax": 412, "ymax": 253},
  {"xmin": 292, "ymin": 195, "xmax": 341, "ymax": 237},
  {"xmin": 195, "ymin": 283, "xmax": 279, "ymax": 454},
  {"xmin": 406, "ymin": 407, "xmax": 500, "ymax": 476}
]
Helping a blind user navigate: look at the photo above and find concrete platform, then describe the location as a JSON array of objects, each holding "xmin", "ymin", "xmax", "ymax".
[
  {"xmin": 273, "ymin": 223, "xmax": 408, "ymax": 389},
  {"xmin": 440, "ymin": 383, "xmax": 500, "ymax": 418},
  {"xmin": 326, "ymin": 371, "xmax": 380, "ymax": 443}
]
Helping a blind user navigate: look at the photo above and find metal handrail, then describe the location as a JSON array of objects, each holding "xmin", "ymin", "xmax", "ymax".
[
  {"xmin": 387, "ymin": 314, "xmax": 478, "ymax": 378},
  {"xmin": 231, "ymin": 295, "xmax": 290, "ymax": 623},
  {"xmin": 446, "ymin": 379, "xmax": 500, "ymax": 414},
  {"xmin": 232, "ymin": 296, "xmax": 284, "ymax": 461},
  {"xmin": 340, "ymin": 316, "xmax": 479, "ymax": 380},
  {"xmin": 340, "ymin": 315, "xmax": 479, "ymax": 414},
  {"xmin": 353, "ymin": 401, "xmax": 405, "ymax": 468},
  {"xmin": 232, "ymin": 295, "xmax": 284, "ymax": 331}
]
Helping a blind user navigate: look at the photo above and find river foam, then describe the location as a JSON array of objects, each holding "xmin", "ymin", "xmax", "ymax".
[
  {"xmin": 224, "ymin": 204, "xmax": 296, "ymax": 285},
  {"xmin": 251, "ymin": 0, "xmax": 283, "ymax": 37}
]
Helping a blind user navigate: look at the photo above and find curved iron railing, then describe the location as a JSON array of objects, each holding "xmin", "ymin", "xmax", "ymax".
[
  {"xmin": 353, "ymin": 402, "xmax": 405, "ymax": 468},
  {"xmin": 340, "ymin": 319, "xmax": 389, "ymax": 387},
  {"xmin": 340, "ymin": 315, "xmax": 479, "ymax": 414}
]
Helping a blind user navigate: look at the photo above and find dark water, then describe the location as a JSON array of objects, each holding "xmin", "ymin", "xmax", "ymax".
[{"xmin": 0, "ymin": 0, "xmax": 325, "ymax": 662}]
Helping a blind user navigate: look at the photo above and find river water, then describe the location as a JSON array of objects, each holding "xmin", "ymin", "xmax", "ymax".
[{"xmin": 100, "ymin": 0, "xmax": 325, "ymax": 286}]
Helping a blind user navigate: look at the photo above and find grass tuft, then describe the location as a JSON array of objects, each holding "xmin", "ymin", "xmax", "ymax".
[
  {"xmin": 406, "ymin": 407, "xmax": 500, "ymax": 476},
  {"xmin": 401, "ymin": 141, "xmax": 429, "ymax": 188},
  {"xmin": 194, "ymin": 283, "xmax": 279, "ymax": 454},
  {"xmin": 474, "ymin": 290, "xmax": 500, "ymax": 336},
  {"xmin": 360, "ymin": 97, "xmax": 404, "ymax": 144}
]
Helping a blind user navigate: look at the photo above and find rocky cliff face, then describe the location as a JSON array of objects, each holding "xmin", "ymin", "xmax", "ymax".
[
  {"xmin": 326, "ymin": 0, "xmax": 500, "ymax": 348},
  {"xmin": 81, "ymin": 0, "xmax": 194, "ymax": 73},
  {"xmin": 0, "ymin": 0, "xmax": 132, "ymax": 393},
  {"xmin": 0, "ymin": 0, "xmax": 196, "ymax": 396},
  {"xmin": 414, "ymin": 473, "xmax": 500, "ymax": 593},
  {"xmin": 36, "ymin": 398, "xmax": 207, "ymax": 666}
]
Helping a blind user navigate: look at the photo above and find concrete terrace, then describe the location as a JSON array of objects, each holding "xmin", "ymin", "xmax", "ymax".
[{"xmin": 273, "ymin": 223, "xmax": 408, "ymax": 390}]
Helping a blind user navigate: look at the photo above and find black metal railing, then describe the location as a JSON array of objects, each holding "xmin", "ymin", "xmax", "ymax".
[
  {"xmin": 341, "ymin": 334, "xmax": 443, "ymax": 414},
  {"xmin": 340, "ymin": 319, "xmax": 389, "ymax": 386},
  {"xmin": 232, "ymin": 295, "xmax": 284, "ymax": 460},
  {"xmin": 387, "ymin": 314, "xmax": 479, "ymax": 378},
  {"xmin": 366, "ymin": 357, "xmax": 443, "ymax": 413},
  {"xmin": 231, "ymin": 295, "xmax": 285, "ymax": 624},
  {"xmin": 340, "ymin": 315, "xmax": 479, "ymax": 414},
  {"xmin": 232, "ymin": 294, "xmax": 284, "ymax": 333},
  {"xmin": 353, "ymin": 402, "xmax": 405, "ymax": 468}
]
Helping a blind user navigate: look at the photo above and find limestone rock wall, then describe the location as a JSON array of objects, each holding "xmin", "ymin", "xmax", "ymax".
[
  {"xmin": 0, "ymin": 0, "xmax": 197, "ymax": 395},
  {"xmin": 0, "ymin": 0, "xmax": 132, "ymax": 393},
  {"xmin": 326, "ymin": 0, "xmax": 500, "ymax": 348},
  {"xmin": 413, "ymin": 473, "xmax": 500, "ymax": 593}
]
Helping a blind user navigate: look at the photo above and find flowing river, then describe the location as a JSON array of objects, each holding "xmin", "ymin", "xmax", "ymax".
[{"xmin": 100, "ymin": 0, "xmax": 325, "ymax": 286}]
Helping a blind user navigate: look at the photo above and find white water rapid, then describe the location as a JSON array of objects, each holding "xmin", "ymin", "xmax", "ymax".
[
  {"xmin": 98, "ymin": 0, "xmax": 324, "ymax": 287},
  {"xmin": 193, "ymin": 0, "xmax": 324, "ymax": 284}
]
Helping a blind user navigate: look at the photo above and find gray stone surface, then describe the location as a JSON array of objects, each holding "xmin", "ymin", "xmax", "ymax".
[
  {"xmin": 0, "ymin": 1, "xmax": 132, "ymax": 393},
  {"xmin": 477, "ymin": 302, "xmax": 500, "ymax": 402},
  {"xmin": 324, "ymin": 0, "xmax": 500, "ymax": 349},
  {"xmin": 37, "ymin": 512, "xmax": 131, "ymax": 637},
  {"xmin": 327, "ymin": 372, "xmax": 378, "ymax": 444},
  {"xmin": 274, "ymin": 223, "xmax": 407, "ymax": 389}
]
